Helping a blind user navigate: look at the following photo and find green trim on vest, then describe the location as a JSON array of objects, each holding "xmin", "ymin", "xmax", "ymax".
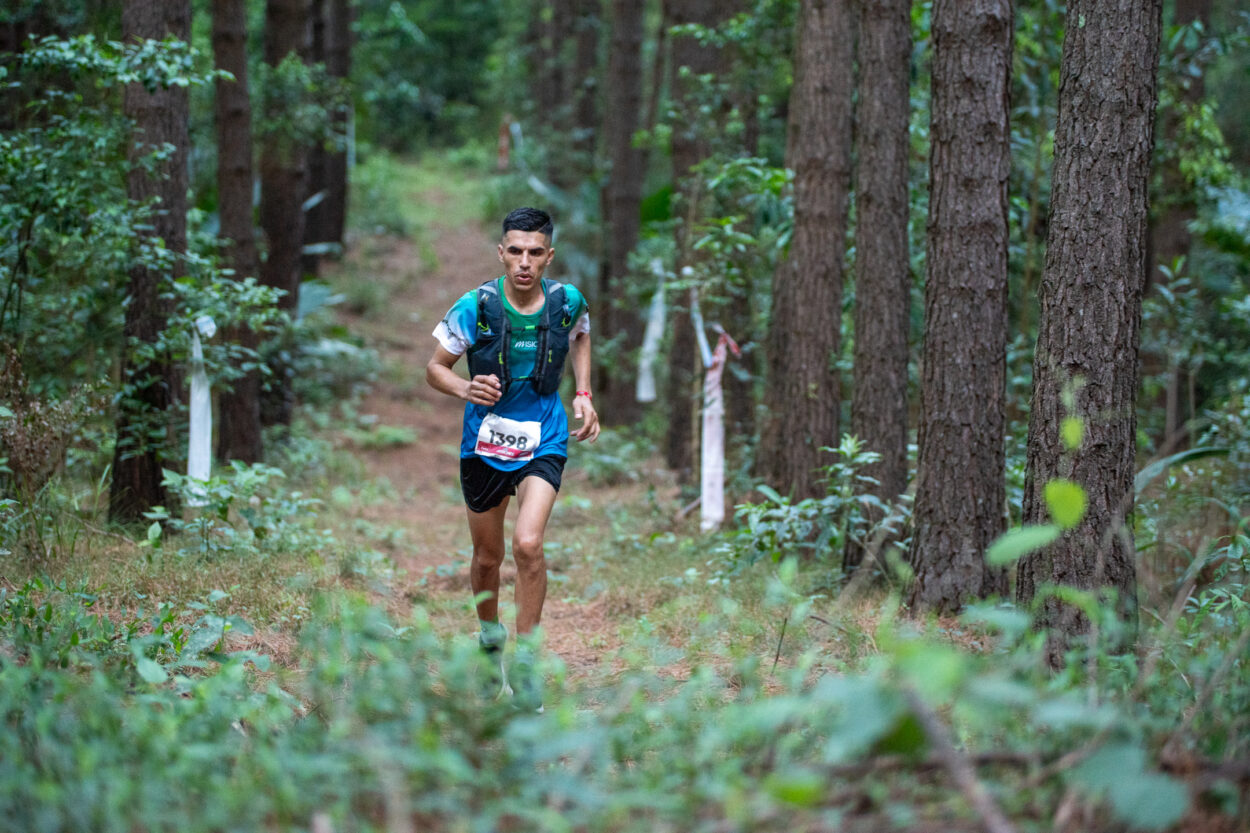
[{"xmin": 466, "ymin": 278, "xmax": 574, "ymax": 396}]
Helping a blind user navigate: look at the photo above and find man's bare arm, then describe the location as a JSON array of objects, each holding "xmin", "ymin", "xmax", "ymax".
[
  {"xmin": 426, "ymin": 345, "xmax": 501, "ymax": 406},
  {"xmin": 569, "ymin": 332, "xmax": 599, "ymax": 442}
]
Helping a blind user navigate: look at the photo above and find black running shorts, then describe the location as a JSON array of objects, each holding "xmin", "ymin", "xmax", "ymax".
[{"xmin": 459, "ymin": 455, "xmax": 566, "ymax": 514}]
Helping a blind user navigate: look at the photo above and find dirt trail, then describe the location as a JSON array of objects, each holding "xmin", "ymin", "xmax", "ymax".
[{"xmin": 332, "ymin": 195, "xmax": 627, "ymax": 684}]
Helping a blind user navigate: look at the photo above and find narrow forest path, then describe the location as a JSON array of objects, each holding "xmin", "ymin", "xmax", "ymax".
[{"xmin": 323, "ymin": 181, "xmax": 668, "ymax": 692}]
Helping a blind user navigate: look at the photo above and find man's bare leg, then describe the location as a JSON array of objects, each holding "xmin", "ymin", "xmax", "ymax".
[
  {"xmin": 467, "ymin": 497, "xmax": 510, "ymax": 624},
  {"xmin": 512, "ymin": 475, "xmax": 558, "ymax": 635}
]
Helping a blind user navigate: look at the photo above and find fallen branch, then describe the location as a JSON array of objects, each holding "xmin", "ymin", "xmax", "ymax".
[
  {"xmin": 902, "ymin": 687, "xmax": 1019, "ymax": 833},
  {"xmin": 674, "ymin": 496, "xmax": 701, "ymax": 521}
]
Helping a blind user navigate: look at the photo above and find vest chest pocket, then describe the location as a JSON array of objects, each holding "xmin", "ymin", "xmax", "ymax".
[{"xmin": 474, "ymin": 413, "xmax": 542, "ymax": 462}]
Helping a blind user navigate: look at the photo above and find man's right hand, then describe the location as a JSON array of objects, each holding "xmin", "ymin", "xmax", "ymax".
[{"xmin": 464, "ymin": 374, "xmax": 503, "ymax": 406}]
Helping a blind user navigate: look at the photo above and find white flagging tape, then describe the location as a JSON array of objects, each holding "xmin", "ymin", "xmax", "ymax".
[
  {"xmin": 700, "ymin": 330, "xmax": 740, "ymax": 533},
  {"xmin": 636, "ymin": 258, "xmax": 667, "ymax": 403},
  {"xmin": 187, "ymin": 316, "xmax": 216, "ymax": 507}
]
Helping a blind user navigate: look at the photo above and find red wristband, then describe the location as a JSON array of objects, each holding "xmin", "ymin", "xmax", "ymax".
[{"xmin": 575, "ymin": 390, "xmax": 592, "ymax": 398}]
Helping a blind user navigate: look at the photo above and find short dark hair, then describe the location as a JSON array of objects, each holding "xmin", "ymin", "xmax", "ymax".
[{"xmin": 502, "ymin": 206, "xmax": 554, "ymax": 240}]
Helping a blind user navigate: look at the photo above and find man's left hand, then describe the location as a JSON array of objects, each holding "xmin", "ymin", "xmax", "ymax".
[{"xmin": 572, "ymin": 394, "xmax": 600, "ymax": 442}]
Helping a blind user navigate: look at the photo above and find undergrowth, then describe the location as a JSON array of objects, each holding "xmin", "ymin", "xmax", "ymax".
[{"xmin": 3, "ymin": 558, "xmax": 1247, "ymax": 832}]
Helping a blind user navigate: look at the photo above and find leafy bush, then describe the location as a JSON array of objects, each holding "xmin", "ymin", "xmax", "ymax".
[
  {"xmin": 568, "ymin": 428, "xmax": 657, "ymax": 486},
  {"xmin": 726, "ymin": 435, "xmax": 909, "ymax": 570},
  {"xmin": 142, "ymin": 462, "xmax": 328, "ymax": 560},
  {"xmin": 4, "ymin": 585, "xmax": 1243, "ymax": 832}
]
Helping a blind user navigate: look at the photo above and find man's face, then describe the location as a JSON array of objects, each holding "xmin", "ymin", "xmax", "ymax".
[{"xmin": 498, "ymin": 230, "xmax": 554, "ymax": 294}]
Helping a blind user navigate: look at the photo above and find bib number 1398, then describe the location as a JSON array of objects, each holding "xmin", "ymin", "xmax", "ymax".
[{"xmin": 474, "ymin": 414, "xmax": 541, "ymax": 462}]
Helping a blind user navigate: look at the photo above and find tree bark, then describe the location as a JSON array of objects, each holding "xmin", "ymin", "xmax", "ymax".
[
  {"xmin": 213, "ymin": 0, "xmax": 264, "ymax": 465},
  {"xmin": 664, "ymin": 0, "xmax": 729, "ymax": 480},
  {"xmin": 851, "ymin": 0, "xmax": 912, "ymax": 514},
  {"xmin": 302, "ymin": 0, "xmax": 328, "ymax": 277},
  {"xmin": 757, "ymin": 0, "xmax": 853, "ymax": 501},
  {"xmin": 109, "ymin": 0, "xmax": 191, "ymax": 523},
  {"xmin": 322, "ymin": 0, "xmax": 352, "ymax": 251},
  {"xmin": 573, "ymin": 5, "xmax": 599, "ymax": 163},
  {"xmin": 907, "ymin": 0, "xmax": 1012, "ymax": 612},
  {"xmin": 301, "ymin": 0, "xmax": 351, "ymax": 270},
  {"xmin": 1017, "ymin": 0, "xmax": 1162, "ymax": 665},
  {"xmin": 259, "ymin": 0, "xmax": 310, "ymax": 428},
  {"xmin": 600, "ymin": 0, "xmax": 646, "ymax": 425},
  {"xmin": 545, "ymin": 0, "xmax": 576, "ymax": 190}
]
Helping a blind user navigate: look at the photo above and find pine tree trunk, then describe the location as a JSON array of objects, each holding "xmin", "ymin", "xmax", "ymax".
[
  {"xmin": 906, "ymin": 0, "xmax": 1012, "ymax": 612},
  {"xmin": 664, "ymin": 0, "xmax": 727, "ymax": 480},
  {"xmin": 1018, "ymin": 0, "xmax": 1162, "ymax": 666},
  {"xmin": 109, "ymin": 0, "xmax": 191, "ymax": 523},
  {"xmin": 600, "ymin": 0, "xmax": 646, "ymax": 425},
  {"xmin": 323, "ymin": 0, "xmax": 351, "ymax": 250},
  {"xmin": 850, "ymin": 0, "xmax": 912, "ymax": 515},
  {"xmin": 212, "ymin": 0, "xmax": 264, "ymax": 465},
  {"xmin": 758, "ymin": 0, "xmax": 853, "ymax": 501},
  {"xmin": 573, "ymin": 5, "xmax": 599, "ymax": 163},
  {"xmin": 259, "ymin": 0, "xmax": 310, "ymax": 428},
  {"xmin": 718, "ymin": 0, "xmax": 755, "ymax": 486},
  {"xmin": 545, "ymin": 0, "xmax": 576, "ymax": 190},
  {"xmin": 302, "ymin": 0, "xmax": 327, "ymax": 277},
  {"xmin": 300, "ymin": 0, "xmax": 353, "ymax": 268}
]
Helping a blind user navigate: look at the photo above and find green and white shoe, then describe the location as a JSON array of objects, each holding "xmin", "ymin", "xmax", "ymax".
[
  {"xmin": 479, "ymin": 623, "xmax": 512, "ymax": 700},
  {"xmin": 511, "ymin": 644, "xmax": 544, "ymax": 714}
]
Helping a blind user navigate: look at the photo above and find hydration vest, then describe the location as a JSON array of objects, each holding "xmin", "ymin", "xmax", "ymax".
[{"xmin": 466, "ymin": 278, "xmax": 575, "ymax": 396}]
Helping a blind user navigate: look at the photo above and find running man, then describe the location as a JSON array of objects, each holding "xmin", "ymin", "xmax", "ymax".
[{"xmin": 425, "ymin": 207, "xmax": 599, "ymax": 710}]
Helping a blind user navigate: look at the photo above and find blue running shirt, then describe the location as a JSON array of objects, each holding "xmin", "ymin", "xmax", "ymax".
[{"xmin": 433, "ymin": 277, "xmax": 590, "ymax": 471}]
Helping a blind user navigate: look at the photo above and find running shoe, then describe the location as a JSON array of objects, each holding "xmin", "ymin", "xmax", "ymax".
[
  {"xmin": 511, "ymin": 648, "xmax": 544, "ymax": 713},
  {"xmin": 479, "ymin": 627, "xmax": 512, "ymax": 700}
]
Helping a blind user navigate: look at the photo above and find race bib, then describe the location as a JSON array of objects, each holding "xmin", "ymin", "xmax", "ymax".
[{"xmin": 474, "ymin": 413, "xmax": 542, "ymax": 462}]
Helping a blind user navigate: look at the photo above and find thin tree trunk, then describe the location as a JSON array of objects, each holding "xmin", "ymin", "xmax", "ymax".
[
  {"xmin": 664, "ymin": 0, "xmax": 726, "ymax": 480},
  {"xmin": 213, "ymin": 0, "xmax": 263, "ymax": 465},
  {"xmin": 323, "ymin": 0, "xmax": 351, "ymax": 250},
  {"xmin": 259, "ymin": 0, "xmax": 310, "ymax": 428},
  {"xmin": 545, "ymin": 0, "xmax": 576, "ymax": 189},
  {"xmin": 718, "ymin": 0, "xmax": 754, "ymax": 484},
  {"xmin": 758, "ymin": 0, "xmax": 853, "ymax": 501},
  {"xmin": 573, "ymin": 6, "xmax": 599, "ymax": 164},
  {"xmin": 302, "ymin": 0, "xmax": 327, "ymax": 277},
  {"xmin": 1018, "ymin": 0, "xmax": 1162, "ymax": 666},
  {"xmin": 851, "ymin": 0, "xmax": 912, "ymax": 513},
  {"xmin": 109, "ymin": 0, "xmax": 191, "ymax": 523},
  {"xmin": 601, "ymin": 0, "xmax": 646, "ymax": 425},
  {"xmin": 907, "ymin": 0, "xmax": 1012, "ymax": 612}
]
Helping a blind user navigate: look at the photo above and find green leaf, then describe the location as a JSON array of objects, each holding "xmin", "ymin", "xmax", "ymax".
[
  {"xmin": 1070, "ymin": 743, "xmax": 1189, "ymax": 831},
  {"xmin": 764, "ymin": 768, "xmax": 824, "ymax": 807},
  {"xmin": 1107, "ymin": 773, "xmax": 1189, "ymax": 831},
  {"xmin": 756, "ymin": 484, "xmax": 786, "ymax": 506},
  {"xmin": 1060, "ymin": 416, "xmax": 1084, "ymax": 450},
  {"xmin": 0, "ymin": 405, "xmax": 13, "ymax": 419},
  {"xmin": 1044, "ymin": 479, "xmax": 1087, "ymax": 529},
  {"xmin": 135, "ymin": 656, "xmax": 168, "ymax": 684},
  {"xmin": 872, "ymin": 711, "xmax": 928, "ymax": 758},
  {"xmin": 1134, "ymin": 446, "xmax": 1229, "ymax": 495},
  {"xmin": 207, "ymin": 589, "xmax": 229, "ymax": 604},
  {"xmin": 985, "ymin": 524, "xmax": 1060, "ymax": 566}
]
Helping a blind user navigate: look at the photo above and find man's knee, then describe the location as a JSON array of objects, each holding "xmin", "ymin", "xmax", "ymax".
[
  {"xmin": 473, "ymin": 542, "xmax": 506, "ymax": 569},
  {"xmin": 513, "ymin": 531, "xmax": 545, "ymax": 571}
]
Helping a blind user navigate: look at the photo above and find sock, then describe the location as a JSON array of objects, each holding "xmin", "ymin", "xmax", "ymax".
[
  {"xmin": 514, "ymin": 630, "xmax": 541, "ymax": 662},
  {"xmin": 479, "ymin": 619, "xmax": 506, "ymax": 648}
]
